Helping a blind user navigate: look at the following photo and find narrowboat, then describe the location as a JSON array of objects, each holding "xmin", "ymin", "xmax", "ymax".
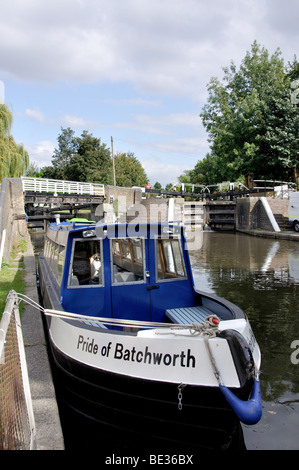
[{"xmin": 38, "ymin": 221, "xmax": 262, "ymax": 451}]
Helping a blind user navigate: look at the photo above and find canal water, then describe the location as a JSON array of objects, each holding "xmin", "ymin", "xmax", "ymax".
[
  {"xmin": 31, "ymin": 230, "xmax": 299, "ymax": 450},
  {"xmin": 189, "ymin": 231, "xmax": 299, "ymax": 450}
]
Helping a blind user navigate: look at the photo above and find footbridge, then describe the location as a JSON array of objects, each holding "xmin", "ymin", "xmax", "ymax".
[
  {"xmin": 22, "ymin": 176, "xmax": 105, "ymax": 202},
  {"xmin": 22, "ymin": 177, "xmax": 106, "ymax": 229}
]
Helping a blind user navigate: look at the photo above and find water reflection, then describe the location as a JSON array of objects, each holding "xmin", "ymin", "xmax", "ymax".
[{"xmin": 189, "ymin": 232, "xmax": 299, "ymax": 450}]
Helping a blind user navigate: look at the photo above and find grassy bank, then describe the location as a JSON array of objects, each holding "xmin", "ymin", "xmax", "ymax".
[{"xmin": 0, "ymin": 240, "xmax": 27, "ymax": 319}]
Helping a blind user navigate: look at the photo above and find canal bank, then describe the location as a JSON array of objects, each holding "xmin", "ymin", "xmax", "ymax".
[
  {"xmin": 237, "ymin": 228, "xmax": 299, "ymax": 241},
  {"xmin": 0, "ymin": 178, "xmax": 64, "ymax": 450},
  {"xmin": 21, "ymin": 239, "xmax": 64, "ymax": 450}
]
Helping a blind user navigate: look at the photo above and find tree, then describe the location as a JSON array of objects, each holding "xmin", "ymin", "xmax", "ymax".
[
  {"xmin": 44, "ymin": 128, "xmax": 112, "ymax": 183},
  {"xmin": 178, "ymin": 171, "xmax": 191, "ymax": 184},
  {"xmin": 67, "ymin": 131, "xmax": 112, "ymax": 184},
  {"xmin": 0, "ymin": 104, "xmax": 29, "ymax": 181},
  {"xmin": 43, "ymin": 128, "xmax": 149, "ymax": 187},
  {"xmin": 25, "ymin": 161, "xmax": 42, "ymax": 177},
  {"xmin": 114, "ymin": 152, "xmax": 148, "ymax": 187},
  {"xmin": 189, "ymin": 154, "xmax": 220, "ymax": 185},
  {"xmin": 200, "ymin": 41, "xmax": 299, "ymax": 183},
  {"xmin": 50, "ymin": 127, "xmax": 77, "ymax": 180}
]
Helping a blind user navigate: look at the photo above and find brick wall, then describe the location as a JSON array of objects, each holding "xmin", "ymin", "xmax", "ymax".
[{"xmin": 266, "ymin": 198, "xmax": 288, "ymax": 218}]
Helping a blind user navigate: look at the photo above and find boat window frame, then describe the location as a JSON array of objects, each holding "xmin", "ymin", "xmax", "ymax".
[
  {"xmin": 43, "ymin": 235, "xmax": 66, "ymax": 288},
  {"xmin": 155, "ymin": 235, "xmax": 187, "ymax": 282},
  {"xmin": 67, "ymin": 237, "xmax": 104, "ymax": 289},
  {"xmin": 110, "ymin": 236, "xmax": 146, "ymax": 285}
]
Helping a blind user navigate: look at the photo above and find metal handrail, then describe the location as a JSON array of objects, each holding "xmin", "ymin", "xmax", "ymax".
[
  {"xmin": 0, "ymin": 291, "xmax": 36, "ymax": 450},
  {"xmin": 21, "ymin": 177, "xmax": 105, "ymax": 196}
]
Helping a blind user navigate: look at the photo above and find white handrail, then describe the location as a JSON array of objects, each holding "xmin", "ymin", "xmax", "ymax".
[{"xmin": 21, "ymin": 177, "xmax": 105, "ymax": 196}]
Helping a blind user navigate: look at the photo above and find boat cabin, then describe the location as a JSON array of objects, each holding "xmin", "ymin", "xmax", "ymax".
[{"xmin": 41, "ymin": 222, "xmax": 234, "ymax": 325}]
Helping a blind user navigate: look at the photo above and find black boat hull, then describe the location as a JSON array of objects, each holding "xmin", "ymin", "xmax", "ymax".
[{"xmin": 49, "ymin": 340, "xmax": 246, "ymax": 452}]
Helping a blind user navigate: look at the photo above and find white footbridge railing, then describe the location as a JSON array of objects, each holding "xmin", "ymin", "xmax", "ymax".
[{"xmin": 21, "ymin": 177, "xmax": 105, "ymax": 196}]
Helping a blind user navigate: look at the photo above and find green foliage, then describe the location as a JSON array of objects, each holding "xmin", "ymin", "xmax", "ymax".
[
  {"xmin": 114, "ymin": 151, "xmax": 147, "ymax": 187},
  {"xmin": 68, "ymin": 130, "xmax": 112, "ymax": 184},
  {"xmin": 0, "ymin": 104, "xmax": 29, "ymax": 181},
  {"xmin": 51, "ymin": 127, "xmax": 77, "ymax": 180},
  {"xmin": 0, "ymin": 240, "xmax": 27, "ymax": 318},
  {"xmin": 188, "ymin": 153, "xmax": 220, "ymax": 185},
  {"xmin": 25, "ymin": 161, "xmax": 42, "ymax": 177},
  {"xmin": 178, "ymin": 171, "xmax": 191, "ymax": 184},
  {"xmin": 43, "ymin": 128, "xmax": 148, "ymax": 187},
  {"xmin": 198, "ymin": 41, "xmax": 299, "ymax": 184},
  {"xmin": 43, "ymin": 127, "xmax": 111, "ymax": 183}
]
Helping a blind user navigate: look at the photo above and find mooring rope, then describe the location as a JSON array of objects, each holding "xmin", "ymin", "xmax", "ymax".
[{"xmin": 7, "ymin": 290, "xmax": 221, "ymax": 335}]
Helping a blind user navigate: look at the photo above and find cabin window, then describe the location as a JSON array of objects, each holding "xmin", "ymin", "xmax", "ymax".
[
  {"xmin": 68, "ymin": 239, "xmax": 103, "ymax": 287},
  {"xmin": 156, "ymin": 238, "xmax": 187, "ymax": 281},
  {"xmin": 43, "ymin": 236, "xmax": 66, "ymax": 287},
  {"xmin": 57, "ymin": 246, "xmax": 66, "ymax": 285},
  {"xmin": 111, "ymin": 238, "xmax": 145, "ymax": 284}
]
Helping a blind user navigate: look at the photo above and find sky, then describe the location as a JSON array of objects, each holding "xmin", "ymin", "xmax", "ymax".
[{"xmin": 1, "ymin": 0, "xmax": 299, "ymax": 187}]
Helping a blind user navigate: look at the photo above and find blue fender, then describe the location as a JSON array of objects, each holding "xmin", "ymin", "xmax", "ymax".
[{"xmin": 219, "ymin": 378, "xmax": 262, "ymax": 425}]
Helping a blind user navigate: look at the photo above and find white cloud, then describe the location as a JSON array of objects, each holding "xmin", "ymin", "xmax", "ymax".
[
  {"xmin": 142, "ymin": 156, "xmax": 187, "ymax": 186},
  {"xmin": 24, "ymin": 106, "xmax": 101, "ymax": 130},
  {"xmin": 264, "ymin": 0, "xmax": 299, "ymax": 38},
  {"xmin": 133, "ymin": 113, "xmax": 200, "ymax": 129},
  {"xmin": 25, "ymin": 140, "xmax": 55, "ymax": 168},
  {"xmin": 61, "ymin": 114, "xmax": 99, "ymax": 129},
  {"xmin": 110, "ymin": 112, "xmax": 202, "ymax": 137},
  {"xmin": 25, "ymin": 108, "xmax": 45, "ymax": 122},
  {"xmin": 1, "ymin": 0, "xmax": 296, "ymax": 96},
  {"xmin": 149, "ymin": 137, "xmax": 209, "ymax": 156},
  {"xmin": 102, "ymin": 98, "xmax": 161, "ymax": 108}
]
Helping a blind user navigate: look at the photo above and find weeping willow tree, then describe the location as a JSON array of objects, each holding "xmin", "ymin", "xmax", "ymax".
[{"xmin": 0, "ymin": 104, "xmax": 29, "ymax": 181}]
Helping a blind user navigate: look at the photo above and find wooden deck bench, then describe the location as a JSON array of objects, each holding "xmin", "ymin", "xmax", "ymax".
[{"xmin": 165, "ymin": 306, "xmax": 215, "ymax": 325}]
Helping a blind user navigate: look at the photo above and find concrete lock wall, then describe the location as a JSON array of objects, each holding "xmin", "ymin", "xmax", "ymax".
[
  {"xmin": 0, "ymin": 178, "xmax": 29, "ymax": 263},
  {"xmin": 236, "ymin": 197, "xmax": 260, "ymax": 231},
  {"xmin": 236, "ymin": 197, "xmax": 289, "ymax": 232}
]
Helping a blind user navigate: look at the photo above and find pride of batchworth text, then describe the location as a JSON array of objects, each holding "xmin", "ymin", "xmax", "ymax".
[{"xmin": 77, "ymin": 335, "xmax": 196, "ymax": 368}]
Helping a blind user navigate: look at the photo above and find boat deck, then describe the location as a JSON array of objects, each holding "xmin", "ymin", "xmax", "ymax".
[{"xmin": 165, "ymin": 306, "xmax": 216, "ymax": 324}]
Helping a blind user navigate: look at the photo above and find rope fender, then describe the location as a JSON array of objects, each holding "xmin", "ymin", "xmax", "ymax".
[
  {"xmin": 219, "ymin": 378, "xmax": 262, "ymax": 425},
  {"xmin": 203, "ymin": 326, "xmax": 262, "ymax": 425}
]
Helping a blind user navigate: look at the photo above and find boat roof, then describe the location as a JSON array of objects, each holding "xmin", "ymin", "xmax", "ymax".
[{"xmin": 48, "ymin": 221, "xmax": 185, "ymax": 238}]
